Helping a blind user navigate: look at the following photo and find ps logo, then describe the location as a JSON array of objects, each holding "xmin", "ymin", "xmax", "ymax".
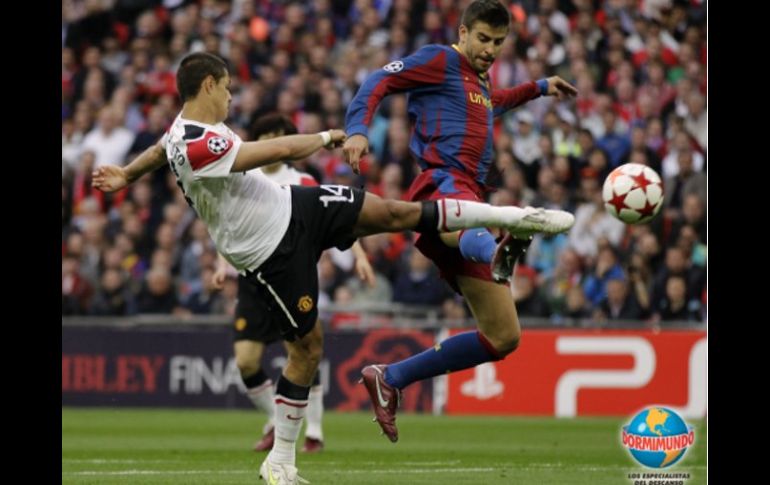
[{"xmin": 382, "ymin": 60, "xmax": 404, "ymax": 73}]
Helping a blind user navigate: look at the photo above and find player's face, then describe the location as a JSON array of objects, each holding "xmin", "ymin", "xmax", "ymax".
[
  {"xmin": 459, "ymin": 21, "xmax": 508, "ymax": 73},
  {"xmin": 213, "ymin": 73, "xmax": 232, "ymax": 121}
]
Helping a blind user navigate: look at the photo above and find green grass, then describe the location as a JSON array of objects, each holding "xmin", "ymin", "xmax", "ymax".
[{"xmin": 62, "ymin": 408, "xmax": 707, "ymax": 484}]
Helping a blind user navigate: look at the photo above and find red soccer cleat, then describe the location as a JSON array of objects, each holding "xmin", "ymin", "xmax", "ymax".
[
  {"xmin": 360, "ymin": 365, "xmax": 401, "ymax": 443},
  {"xmin": 253, "ymin": 427, "xmax": 274, "ymax": 452},
  {"xmin": 301, "ymin": 437, "xmax": 324, "ymax": 453}
]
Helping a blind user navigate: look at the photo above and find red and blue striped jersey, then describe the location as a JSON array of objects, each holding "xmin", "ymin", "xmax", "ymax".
[{"xmin": 346, "ymin": 44, "xmax": 542, "ymax": 188}]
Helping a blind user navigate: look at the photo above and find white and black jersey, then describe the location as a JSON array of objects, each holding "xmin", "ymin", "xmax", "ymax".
[{"xmin": 162, "ymin": 115, "xmax": 291, "ymax": 273}]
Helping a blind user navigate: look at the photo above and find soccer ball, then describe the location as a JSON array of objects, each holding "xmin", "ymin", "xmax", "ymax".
[{"xmin": 602, "ymin": 163, "xmax": 664, "ymax": 224}]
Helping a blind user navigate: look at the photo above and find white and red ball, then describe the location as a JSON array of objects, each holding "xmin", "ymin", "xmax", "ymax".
[{"xmin": 602, "ymin": 163, "xmax": 664, "ymax": 224}]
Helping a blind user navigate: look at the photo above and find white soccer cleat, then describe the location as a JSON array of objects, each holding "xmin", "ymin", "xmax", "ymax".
[
  {"xmin": 259, "ymin": 458, "xmax": 310, "ymax": 484},
  {"xmin": 509, "ymin": 207, "xmax": 575, "ymax": 236}
]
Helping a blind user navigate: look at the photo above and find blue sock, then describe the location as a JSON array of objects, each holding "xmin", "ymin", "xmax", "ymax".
[
  {"xmin": 384, "ymin": 331, "xmax": 500, "ymax": 389},
  {"xmin": 459, "ymin": 228, "xmax": 497, "ymax": 263}
]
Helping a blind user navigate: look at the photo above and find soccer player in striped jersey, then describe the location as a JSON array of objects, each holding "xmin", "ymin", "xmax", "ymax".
[{"xmin": 344, "ymin": 0, "xmax": 578, "ymax": 443}]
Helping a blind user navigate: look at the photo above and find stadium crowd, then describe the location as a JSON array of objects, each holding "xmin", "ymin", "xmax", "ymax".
[{"xmin": 62, "ymin": 0, "xmax": 706, "ymax": 325}]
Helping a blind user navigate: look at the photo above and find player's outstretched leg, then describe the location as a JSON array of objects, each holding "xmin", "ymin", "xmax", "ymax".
[{"xmin": 352, "ymin": 193, "xmax": 574, "ymax": 238}]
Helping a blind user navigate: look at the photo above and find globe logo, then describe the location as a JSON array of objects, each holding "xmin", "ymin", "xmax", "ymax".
[{"xmin": 621, "ymin": 407, "xmax": 695, "ymax": 468}]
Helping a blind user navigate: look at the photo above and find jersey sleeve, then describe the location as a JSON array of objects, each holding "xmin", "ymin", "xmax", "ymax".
[
  {"xmin": 491, "ymin": 81, "xmax": 541, "ymax": 117},
  {"xmin": 345, "ymin": 45, "xmax": 449, "ymax": 138},
  {"xmin": 186, "ymin": 129, "xmax": 243, "ymax": 178}
]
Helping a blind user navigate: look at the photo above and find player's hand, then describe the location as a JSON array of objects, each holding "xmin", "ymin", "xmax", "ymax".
[
  {"xmin": 211, "ymin": 266, "xmax": 227, "ymax": 291},
  {"xmin": 342, "ymin": 134, "xmax": 369, "ymax": 174},
  {"xmin": 92, "ymin": 165, "xmax": 129, "ymax": 192},
  {"xmin": 327, "ymin": 129, "xmax": 347, "ymax": 148},
  {"xmin": 546, "ymin": 76, "xmax": 578, "ymax": 100},
  {"xmin": 355, "ymin": 255, "xmax": 376, "ymax": 288}
]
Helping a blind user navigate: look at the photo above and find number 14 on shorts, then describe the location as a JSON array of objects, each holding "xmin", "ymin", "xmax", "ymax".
[{"xmin": 319, "ymin": 185, "xmax": 355, "ymax": 207}]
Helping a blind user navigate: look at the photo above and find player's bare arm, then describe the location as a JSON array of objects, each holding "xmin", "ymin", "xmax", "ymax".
[
  {"xmin": 230, "ymin": 130, "xmax": 346, "ymax": 173},
  {"xmin": 351, "ymin": 241, "xmax": 376, "ymax": 288},
  {"xmin": 91, "ymin": 140, "xmax": 168, "ymax": 192}
]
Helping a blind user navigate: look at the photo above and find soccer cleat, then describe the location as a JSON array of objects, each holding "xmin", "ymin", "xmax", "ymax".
[
  {"xmin": 259, "ymin": 458, "xmax": 310, "ymax": 484},
  {"xmin": 360, "ymin": 365, "xmax": 401, "ymax": 443},
  {"xmin": 301, "ymin": 437, "xmax": 324, "ymax": 453},
  {"xmin": 253, "ymin": 427, "xmax": 275, "ymax": 452},
  {"xmin": 491, "ymin": 232, "xmax": 533, "ymax": 283},
  {"xmin": 510, "ymin": 207, "xmax": 574, "ymax": 236}
]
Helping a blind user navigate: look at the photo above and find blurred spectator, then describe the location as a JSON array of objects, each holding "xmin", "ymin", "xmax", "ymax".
[
  {"xmin": 684, "ymin": 92, "xmax": 707, "ymax": 151},
  {"xmin": 595, "ymin": 277, "xmax": 648, "ymax": 322},
  {"xmin": 90, "ymin": 268, "xmax": 135, "ymax": 316},
  {"xmin": 676, "ymin": 224, "xmax": 707, "ymax": 269},
  {"xmin": 668, "ymin": 193, "xmax": 706, "ymax": 245},
  {"xmin": 651, "ymin": 246, "xmax": 706, "ymax": 310},
  {"xmin": 80, "ymin": 106, "xmax": 136, "ymax": 168},
  {"xmin": 557, "ymin": 285, "xmax": 591, "ymax": 326},
  {"xmin": 526, "ymin": 232, "xmax": 569, "ymax": 281},
  {"xmin": 661, "ymin": 130, "xmax": 704, "ymax": 179},
  {"xmin": 393, "ymin": 250, "xmax": 450, "ymax": 306},
  {"xmin": 541, "ymin": 248, "xmax": 585, "ymax": 316},
  {"xmin": 595, "ymin": 110, "xmax": 631, "ymax": 167},
  {"xmin": 568, "ymin": 176, "xmax": 625, "ymax": 259},
  {"xmin": 184, "ymin": 267, "xmax": 223, "ymax": 314},
  {"xmin": 654, "ymin": 275, "xmax": 703, "ymax": 322},
  {"xmin": 511, "ymin": 265, "xmax": 548, "ymax": 317},
  {"xmin": 583, "ymin": 246, "xmax": 625, "ymax": 307},
  {"xmin": 508, "ymin": 110, "xmax": 541, "ymax": 166},
  {"xmin": 135, "ymin": 267, "xmax": 182, "ymax": 314},
  {"xmin": 62, "ymin": 255, "xmax": 93, "ymax": 315},
  {"xmin": 663, "ymin": 150, "xmax": 706, "ymax": 229}
]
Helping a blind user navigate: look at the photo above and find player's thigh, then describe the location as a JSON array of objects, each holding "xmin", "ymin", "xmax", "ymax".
[
  {"xmin": 353, "ymin": 192, "xmax": 421, "ymax": 236},
  {"xmin": 234, "ymin": 340, "xmax": 266, "ymax": 367},
  {"xmin": 456, "ymin": 275, "xmax": 521, "ymax": 348}
]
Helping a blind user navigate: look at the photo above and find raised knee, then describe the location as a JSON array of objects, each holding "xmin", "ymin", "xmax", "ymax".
[
  {"xmin": 497, "ymin": 332, "xmax": 521, "ymax": 357},
  {"xmin": 484, "ymin": 329, "xmax": 521, "ymax": 358}
]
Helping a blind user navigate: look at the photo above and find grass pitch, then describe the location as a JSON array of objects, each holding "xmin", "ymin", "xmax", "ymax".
[{"xmin": 63, "ymin": 408, "xmax": 706, "ymax": 484}]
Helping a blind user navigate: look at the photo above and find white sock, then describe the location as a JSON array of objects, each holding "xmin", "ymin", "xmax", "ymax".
[
  {"xmin": 268, "ymin": 394, "xmax": 308, "ymax": 465},
  {"xmin": 437, "ymin": 199, "xmax": 528, "ymax": 231},
  {"xmin": 246, "ymin": 379, "xmax": 275, "ymax": 433},
  {"xmin": 304, "ymin": 385, "xmax": 324, "ymax": 441}
]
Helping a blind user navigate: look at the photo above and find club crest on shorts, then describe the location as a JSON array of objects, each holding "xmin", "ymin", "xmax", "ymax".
[
  {"xmin": 207, "ymin": 136, "xmax": 230, "ymax": 154},
  {"xmin": 234, "ymin": 317, "xmax": 247, "ymax": 331},
  {"xmin": 382, "ymin": 60, "xmax": 404, "ymax": 73},
  {"xmin": 297, "ymin": 295, "xmax": 314, "ymax": 313}
]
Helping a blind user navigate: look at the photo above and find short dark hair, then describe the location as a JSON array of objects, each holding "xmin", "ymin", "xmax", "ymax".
[
  {"xmin": 176, "ymin": 52, "xmax": 229, "ymax": 102},
  {"xmin": 461, "ymin": 0, "xmax": 511, "ymax": 31},
  {"xmin": 250, "ymin": 113, "xmax": 298, "ymax": 140}
]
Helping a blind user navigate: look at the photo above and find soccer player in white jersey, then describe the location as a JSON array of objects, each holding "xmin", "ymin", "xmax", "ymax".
[
  {"xmin": 93, "ymin": 52, "xmax": 574, "ymax": 485},
  {"xmin": 211, "ymin": 113, "xmax": 376, "ymax": 454}
]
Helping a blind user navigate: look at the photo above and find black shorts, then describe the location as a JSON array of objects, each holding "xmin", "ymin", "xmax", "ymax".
[{"xmin": 233, "ymin": 185, "xmax": 365, "ymax": 343}]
